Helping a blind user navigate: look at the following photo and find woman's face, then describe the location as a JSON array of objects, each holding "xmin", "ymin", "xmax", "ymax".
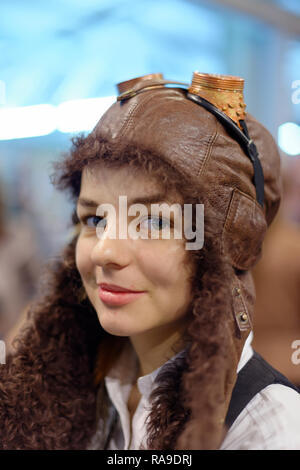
[{"xmin": 75, "ymin": 162, "xmax": 194, "ymax": 340}]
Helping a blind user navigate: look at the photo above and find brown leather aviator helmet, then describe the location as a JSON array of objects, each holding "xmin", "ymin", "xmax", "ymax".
[{"xmin": 90, "ymin": 72, "xmax": 282, "ymax": 448}]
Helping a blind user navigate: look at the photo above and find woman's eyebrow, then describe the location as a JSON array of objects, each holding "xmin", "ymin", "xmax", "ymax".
[
  {"xmin": 77, "ymin": 192, "xmax": 169, "ymax": 208},
  {"xmin": 77, "ymin": 197, "xmax": 98, "ymax": 208}
]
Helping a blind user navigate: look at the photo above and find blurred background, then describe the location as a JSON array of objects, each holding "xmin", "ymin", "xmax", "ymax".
[{"xmin": 0, "ymin": 0, "xmax": 299, "ymax": 382}]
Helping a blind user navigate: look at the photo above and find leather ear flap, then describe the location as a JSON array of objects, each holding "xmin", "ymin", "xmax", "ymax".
[{"xmin": 222, "ymin": 188, "xmax": 267, "ymax": 271}]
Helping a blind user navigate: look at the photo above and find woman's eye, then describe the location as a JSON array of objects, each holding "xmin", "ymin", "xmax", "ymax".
[
  {"xmin": 81, "ymin": 215, "xmax": 106, "ymax": 229},
  {"xmin": 140, "ymin": 216, "xmax": 170, "ymax": 231}
]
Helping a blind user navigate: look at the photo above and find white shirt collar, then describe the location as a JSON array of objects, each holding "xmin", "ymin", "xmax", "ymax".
[{"xmin": 237, "ymin": 330, "xmax": 254, "ymax": 373}]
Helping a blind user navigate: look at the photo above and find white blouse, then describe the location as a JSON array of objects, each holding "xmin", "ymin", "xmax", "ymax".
[{"xmin": 89, "ymin": 332, "xmax": 300, "ymax": 450}]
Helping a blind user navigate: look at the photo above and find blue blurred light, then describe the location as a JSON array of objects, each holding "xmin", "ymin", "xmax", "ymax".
[
  {"xmin": 278, "ymin": 122, "xmax": 300, "ymax": 155},
  {"xmin": 0, "ymin": 104, "xmax": 56, "ymax": 140},
  {"xmin": 275, "ymin": 0, "xmax": 300, "ymax": 16},
  {"xmin": 57, "ymin": 96, "xmax": 115, "ymax": 132},
  {"xmin": 0, "ymin": 81, "xmax": 5, "ymax": 105},
  {"xmin": 0, "ymin": 97, "xmax": 116, "ymax": 140}
]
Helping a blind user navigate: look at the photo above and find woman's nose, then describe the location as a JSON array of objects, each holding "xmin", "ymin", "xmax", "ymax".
[{"xmin": 90, "ymin": 223, "xmax": 131, "ymax": 269}]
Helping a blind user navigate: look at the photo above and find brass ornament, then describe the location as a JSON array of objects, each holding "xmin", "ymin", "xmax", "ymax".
[
  {"xmin": 232, "ymin": 278, "xmax": 252, "ymax": 333},
  {"xmin": 188, "ymin": 72, "xmax": 246, "ymax": 129},
  {"xmin": 233, "ymin": 287, "xmax": 241, "ymax": 296},
  {"xmin": 117, "ymin": 77, "xmax": 189, "ymax": 102},
  {"xmin": 239, "ymin": 312, "xmax": 248, "ymax": 323},
  {"xmin": 116, "ymin": 73, "xmax": 164, "ymax": 94}
]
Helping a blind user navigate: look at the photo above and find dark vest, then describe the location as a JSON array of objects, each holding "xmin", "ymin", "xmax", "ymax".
[{"xmin": 225, "ymin": 350, "xmax": 300, "ymax": 429}]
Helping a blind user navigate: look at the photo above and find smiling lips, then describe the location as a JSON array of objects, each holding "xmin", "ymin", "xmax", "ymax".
[{"xmin": 98, "ymin": 283, "xmax": 146, "ymax": 306}]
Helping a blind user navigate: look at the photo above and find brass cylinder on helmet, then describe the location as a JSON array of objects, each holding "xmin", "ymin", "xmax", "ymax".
[
  {"xmin": 116, "ymin": 73, "xmax": 164, "ymax": 94},
  {"xmin": 188, "ymin": 72, "xmax": 246, "ymax": 128}
]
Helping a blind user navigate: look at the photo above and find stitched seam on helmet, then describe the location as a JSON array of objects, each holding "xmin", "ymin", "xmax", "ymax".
[
  {"xmin": 110, "ymin": 92, "xmax": 158, "ymax": 154},
  {"xmin": 233, "ymin": 193, "xmax": 254, "ymax": 267},
  {"xmin": 106, "ymin": 100, "xmax": 140, "ymax": 155},
  {"xmin": 222, "ymin": 188, "xmax": 248, "ymax": 268},
  {"xmin": 223, "ymin": 188, "xmax": 266, "ymax": 270},
  {"xmin": 119, "ymin": 102, "xmax": 140, "ymax": 136},
  {"xmin": 118, "ymin": 91, "xmax": 164, "ymax": 141},
  {"xmin": 197, "ymin": 130, "xmax": 218, "ymax": 177}
]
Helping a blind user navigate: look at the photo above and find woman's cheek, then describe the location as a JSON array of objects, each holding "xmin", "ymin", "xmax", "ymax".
[
  {"xmin": 75, "ymin": 236, "xmax": 93, "ymax": 278},
  {"xmin": 136, "ymin": 240, "xmax": 186, "ymax": 286}
]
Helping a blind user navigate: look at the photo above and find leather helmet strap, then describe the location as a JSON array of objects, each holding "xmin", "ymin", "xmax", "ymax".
[{"xmin": 186, "ymin": 91, "xmax": 265, "ymax": 208}]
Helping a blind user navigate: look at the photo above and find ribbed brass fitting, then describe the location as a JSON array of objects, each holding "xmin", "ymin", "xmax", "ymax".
[{"xmin": 188, "ymin": 72, "xmax": 246, "ymax": 128}]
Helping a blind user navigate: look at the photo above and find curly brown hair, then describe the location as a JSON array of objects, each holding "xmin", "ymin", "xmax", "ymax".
[{"xmin": 0, "ymin": 132, "xmax": 239, "ymax": 450}]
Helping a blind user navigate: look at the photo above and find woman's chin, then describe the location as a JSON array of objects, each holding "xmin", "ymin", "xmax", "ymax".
[{"xmin": 95, "ymin": 307, "xmax": 134, "ymax": 336}]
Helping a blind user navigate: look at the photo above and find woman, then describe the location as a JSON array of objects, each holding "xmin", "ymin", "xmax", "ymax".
[{"xmin": 0, "ymin": 72, "xmax": 299, "ymax": 450}]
